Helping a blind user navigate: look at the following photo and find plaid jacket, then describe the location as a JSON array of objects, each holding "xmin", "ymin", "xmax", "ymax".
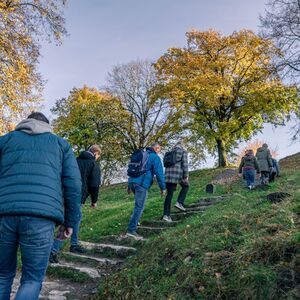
[{"xmin": 164, "ymin": 146, "xmax": 189, "ymax": 184}]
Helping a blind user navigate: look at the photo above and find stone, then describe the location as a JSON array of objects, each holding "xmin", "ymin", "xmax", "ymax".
[{"xmin": 205, "ymin": 183, "xmax": 216, "ymax": 194}]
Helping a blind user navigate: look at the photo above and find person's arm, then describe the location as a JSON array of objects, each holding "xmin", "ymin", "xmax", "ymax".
[
  {"xmin": 182, "ymin": 150, "xmax": 189, "ymax": 179},
  {"xmin": 88, "ymin": 163, "xmax": 101, "ymax": 204},
  {"xmin": 61, "ymin": 142, "xmax": 82, "ymax": 229},
  {"xmin": 267, "ymin": 150, "xmax": 273, "ymax": 167},
  {"xmin": 238, "ymin": 158, "xmax": 244, "ymax": 173},
  {"xmin": 153, "ymin": 155, "xmax": 166, "ymax": 191},
  {"xmin": 254, "ymin": 158, "xmax": 260, "ymax": 173}
]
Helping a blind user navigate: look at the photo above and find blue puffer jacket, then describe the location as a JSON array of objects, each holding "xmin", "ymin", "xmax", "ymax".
[
  {"xmin": 0, "ymin": 119, "xmax": 81, "ymax": 228},
  {"xmin": 128, "ymin": 148, "xmax": 166, "ymax": 190}
]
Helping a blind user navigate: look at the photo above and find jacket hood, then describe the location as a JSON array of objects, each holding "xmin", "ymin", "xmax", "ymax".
[
  {"xmin": 15, "ymin": 119, "xmax": 52, "ymax": 135},
  {"xmin": 257, "ymin": 147, "xmax": 265, "ymax": 152},
  {"xmin": 244, "ymin": 154, "xmax": 254, "ymax": 161},
  {"xmin": 78, "ymin": 151, "xmax": 95, "ymax": 160}
]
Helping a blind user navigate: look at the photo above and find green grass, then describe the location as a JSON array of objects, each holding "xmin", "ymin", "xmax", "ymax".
[{"xmin": 75, "ymin": 168, "xmax": 300, "ymax": 300}]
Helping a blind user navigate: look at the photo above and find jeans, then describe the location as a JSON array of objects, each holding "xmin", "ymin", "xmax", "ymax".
[
  {"xmin": 0, "ymin": 216, "xmax": 55, "ymax": 300},
  {"xmin": 127, "ymin": 183, "xmax": 148, "ymax": 233},
  {"xmin": 52, "ymin": 205, "xmax": 82, "ymax": 253},
  {"xmin": 243, "ymin": 169, "xmax": 256, "ymax": 187},
  {"xmin": 163, "ymin": 182, "xmax": 189, "ymax": 216}
]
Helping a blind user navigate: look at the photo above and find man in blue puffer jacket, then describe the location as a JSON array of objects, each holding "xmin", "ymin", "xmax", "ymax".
[
  {"xmin": 0, "ymin": 112, "xmax": 81, "ymax": 300},
  {"xmin": 126, "ymin": 143, "xmax": 166, "ymax": 240}
]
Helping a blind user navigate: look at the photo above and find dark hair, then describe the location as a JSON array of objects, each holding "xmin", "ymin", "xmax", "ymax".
[{"xmin": 27, "ymin": 112, "xmax": 50, "ymax": 124}]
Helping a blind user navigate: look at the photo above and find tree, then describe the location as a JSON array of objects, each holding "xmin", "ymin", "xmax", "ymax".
[
  {"xmin": 260, "ymin": 0, "xmax": 300, "ymax": 79},
  {"xmin": 155, "ymin": 30, "xmax": 298, "ymax": 167},
  {"xmin": 0, "ymin": 0, "xmax": 67, "ymax": 134},
  {"xmin": 105, "ymin": 59, "xmax": 181, "ymax": 151},
  {"xmin": 51, "ymin": 86, "xmax": 129, "ymax": 185}
]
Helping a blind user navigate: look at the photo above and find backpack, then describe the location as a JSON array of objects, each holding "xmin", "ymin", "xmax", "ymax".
[
  {"xmin": 127, "ymin": 149, "xmax": 150, "ymax": 178},
  {"xmin": 163, "ymin": 150, "xmax": 178, "ymax": 168}
]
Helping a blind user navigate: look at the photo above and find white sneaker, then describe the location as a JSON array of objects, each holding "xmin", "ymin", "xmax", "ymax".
[
  {"xmin": 163, "ymin": 215, "xmax": 173, "ymax": 223},
  {"xmin": 125, "ymin": 232, "xmax": 144, "ymax": 241},
  {"xmin": 175, "ymin": 202, "xmax": 186, "ymax": 212}
]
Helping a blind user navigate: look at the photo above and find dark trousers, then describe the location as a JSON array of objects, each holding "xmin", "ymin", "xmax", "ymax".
[{"xmin": 163, "ymin": 182, "xmax": 189, "ymax": 216}]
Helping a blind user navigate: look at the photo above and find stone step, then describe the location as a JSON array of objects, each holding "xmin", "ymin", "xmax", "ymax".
[
  {"xmin": 48, "ymin": 261, "xmax": 101, "ymax": 279},
  {"xmin": 141, "ymin": 220, "xmax": 180, "ymax": 227},
  {"xmin": 172, "ymin": 208, "xmax": 205, "ymax": 215},
  {"xmin": 12, "ymin": 275, "xmax": 97, "ymax": 300},
  {"xmin": 92, "ymin": 234, "xmax": 147, "ymax": 247},
  {"xmin": 80, "ymin": 240, "xmax": 137, "ymax": 258},
  {"xmin": 137, "ymin": 225, "xmax": 165, "ymax": 236},
  {"xmin": 171, "ymin": 210, "xmax": 203, "ymax": 221},
  {"xmin": 64, "ymin": 252, "xmax": 122, "ymax": 266}
]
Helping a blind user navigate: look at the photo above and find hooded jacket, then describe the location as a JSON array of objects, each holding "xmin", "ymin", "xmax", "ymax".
[
  {"xmin": 76, "ymin": 151, "xmax": 101, "ymax": 204},
  {"xmin": 128, "ymin": 147, "xmax": 166, "ymax": 190},
  {"xmin": 0, "ymin": 119, "xmax": 81, "ymax": 228},
  {"xmin": 256, "ymin": 146, "xmax": 273, "ymax": 172},
  {"xmin": 239, "ymin": 154, "xmax": 260, "ymax": 173}
]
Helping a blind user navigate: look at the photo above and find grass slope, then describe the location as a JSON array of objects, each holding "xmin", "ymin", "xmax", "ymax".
[{"xmin": 79, "ymin": 166, "xmax": 299, "ymax": 300}]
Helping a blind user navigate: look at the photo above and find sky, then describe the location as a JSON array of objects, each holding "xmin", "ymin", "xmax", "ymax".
[{"xmin": 39, "ymin": 0, "xmax": 300, "ymax": 164}]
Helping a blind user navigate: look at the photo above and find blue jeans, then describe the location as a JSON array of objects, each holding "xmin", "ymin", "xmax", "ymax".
[
  {"xmin": 52, "ymin": 205, "xmax": 82, "ymax": 253},
  {"xmin": 244, "ymin": 169, "xmax": 256, "ymax": 187},
  {"xmin": 0, "ymin": 216, "xmax": 55, "ymax": 300},
  {"xmin": 127, "ymin": 183, "xmax": 148, "ymax": 233}
]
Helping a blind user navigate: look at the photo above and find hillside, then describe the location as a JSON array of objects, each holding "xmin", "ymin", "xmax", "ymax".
[
  {"xmin": 93, "ymin": 165, "xmax": 299, "ymax": 299},
  {"xmin": 13, "ymin": 160, "xmax": 299, "ymax": 299}
]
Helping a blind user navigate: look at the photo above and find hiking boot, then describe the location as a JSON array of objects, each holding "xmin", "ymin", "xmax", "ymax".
[
  {"xmin": 163, "ymin": 215, "xmax": 173, "ymax": 223},
  {"xmin": 70, "ymin": 244, "xmax": 87, "ymax": 254},
  {"xmin": 175, "ymin": 202, "xmax": 186, "ymax": 212},
  {"xmin": 125, "ymin": 231, "xmax": 144, "ymax": 241},
  {"xmin": 49, "ymin": 251, "xmax": 59, "ymax": 264}
]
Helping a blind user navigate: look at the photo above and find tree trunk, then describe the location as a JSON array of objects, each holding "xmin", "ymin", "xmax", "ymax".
[{"xmin": 216, "ymin": 139, "xmax": 228, "ymax": 167}]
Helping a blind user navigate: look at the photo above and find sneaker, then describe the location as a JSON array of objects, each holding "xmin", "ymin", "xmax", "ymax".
[
  {"xmin": 163, "ymin": 215, "xmax": 173, "ymax": 223},
  {"xmin": 125, "ymin": 231, "xmax": 144, "ymax": 241},
  {"xmin": 70, "ymin": 244, "xmax": 87, "ymax": 254},
  {"xmin": 175, "ymin": 202, "xmax": 186, "ymax": 212},
  {"xmin": 49, "ymin": 251, "xmax": 59, "ymax": 264}
]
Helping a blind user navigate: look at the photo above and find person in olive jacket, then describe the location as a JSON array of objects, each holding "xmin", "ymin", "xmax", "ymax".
[
  {"xmin": 239, "ymin": 149, "xmax": 260, "ymax": 189},
  {"xmin": 256, "ymin": 143, "xmax": 273, "ymax": 185},
  {"xmin": 0, "ymin": 112, "xmax": 81, "ymax": 300},
  {"xmin": 50, "ymin": 145, "xmax": 101, "ymax": 262}
]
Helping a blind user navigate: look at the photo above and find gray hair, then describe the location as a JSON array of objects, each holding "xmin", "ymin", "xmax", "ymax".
[{"xmin": 150, "ymin": 142, "xmax": 160, "ymax": 148}]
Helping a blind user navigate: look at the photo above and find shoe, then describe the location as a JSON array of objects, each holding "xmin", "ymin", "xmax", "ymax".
[
  {"xmin": 49, "ymin": 251, "xmax": 59, "ymax": 264},
  {"xmin": 175, "ymin": 202, "xmax": 186, "ymax": 212},
  {"xmin": 125, "ymin": 231, "xmax": 144, "ymax": 240},
  {"xmin": 163, "ymin": 215, "xmax": 173, "ymax": 223},
  {"xmin": 70, "ymin": 244, "xmax": 87, "ymax": 254}
]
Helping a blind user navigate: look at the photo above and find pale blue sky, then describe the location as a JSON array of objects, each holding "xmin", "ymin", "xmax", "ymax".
[{"xmin": 39, "ymin": 0, "xmax": 299, "ymax": 162}]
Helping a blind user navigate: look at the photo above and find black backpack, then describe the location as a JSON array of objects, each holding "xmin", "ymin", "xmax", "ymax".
[
  {"xmin": 163, "ymin": 150, "xmax": 178, "ymax": 168},
  {"xmin": 127, "ymin": 149, "xmax": 150, "ymax": 177}
]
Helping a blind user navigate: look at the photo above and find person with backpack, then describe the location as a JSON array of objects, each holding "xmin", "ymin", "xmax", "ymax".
[
  {"xmin": 126, "ymin": 143, "xmax": 166, "ymax": 240},
  {"xmin": 239, "ymin": 149, "xmax": 260, "ymax": 189},
  {"xmin": 0, "ymin": 112, "xmax": 81, "ymax": 299},
  {"xmin": 49, "ymin": 145, "xmax": 101, "ymax": 263},
  {"xmin": 162, "ymin": 142, "xmax": 189, "ymax": 222},
  {"xmin": 256, "ymin": 143, "xmax": 273, "ymax": 185}
]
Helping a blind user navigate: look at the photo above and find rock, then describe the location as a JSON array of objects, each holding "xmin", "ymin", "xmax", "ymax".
[
  {"xmin": 206, "ymin": 183, "xmax": 216, "ymax": 194},
  {"xmin": 267, "ymin": 192, "xmax": 291, "ymax": 203}
]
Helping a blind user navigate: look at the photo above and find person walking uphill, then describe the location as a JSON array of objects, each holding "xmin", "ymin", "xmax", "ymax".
[
  {"xmin": 126, "ymin": 143, "xmax": 166, "ymax": 240},
  {"xmin": 256, "ymin": 143, "xmax": 273, "ymax": 185},
  {"xmin": 163, "ymin": 142, "xmax": 189, "ymax": 222},
  {"xmin": 50, "ymin": 145, "xmax": 101, "ymax": 263},
  {"xmin": 239, "ymin": 149, "xmax": 260, "ymax": 190},
  {"xmin": 0, "ymin": 112, "xmax": 81, "ymax": 300}
]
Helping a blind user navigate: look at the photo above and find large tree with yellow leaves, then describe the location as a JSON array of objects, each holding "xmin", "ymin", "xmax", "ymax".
[
  {"xmin": 0, "ymin": 0, "xmax": 67, "ymax": 133},
  {"xmin": 155, "ymin": 30, "xmax": 299, "ymax": 167}
]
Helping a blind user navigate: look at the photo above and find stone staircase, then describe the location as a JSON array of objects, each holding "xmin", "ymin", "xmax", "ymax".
[{"xmin": 11, "ymin": 195, "xmax": 230, "ymax": 300}]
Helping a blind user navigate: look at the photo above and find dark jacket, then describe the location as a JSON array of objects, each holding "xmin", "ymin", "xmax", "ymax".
[
  {"xmin": 239, "ymin": 154, "xmax": 260, "ymax": 173},
  {"xmin": 0, "ymin": 119, "xmax": 81, "ymax": 228},
  {"xmin": 77, "ymin": 151, "xmax": 101, "ymax": 204},
  {"xmin": 128, "ymin": 147, "xmax": 166, "ymax": 190},
  {"xmin": 165, "ymin": 146, "xmax": 189, "ymax": 184},
  {"xmin": 256, "ymin": 146, "xmax": 273, "ymax": 172}
]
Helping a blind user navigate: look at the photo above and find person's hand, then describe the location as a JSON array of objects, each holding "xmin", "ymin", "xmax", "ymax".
[
  {"xmin": 56, "ymin": 225, "xmax": 73, "ymax": 240},
  {"xmin": 91, "ymin": 202, "xmax": 97, "ymax": 209},
  {"xmin": 160, "ymin": 190, "xmax": 166, "ymax": 197}
]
